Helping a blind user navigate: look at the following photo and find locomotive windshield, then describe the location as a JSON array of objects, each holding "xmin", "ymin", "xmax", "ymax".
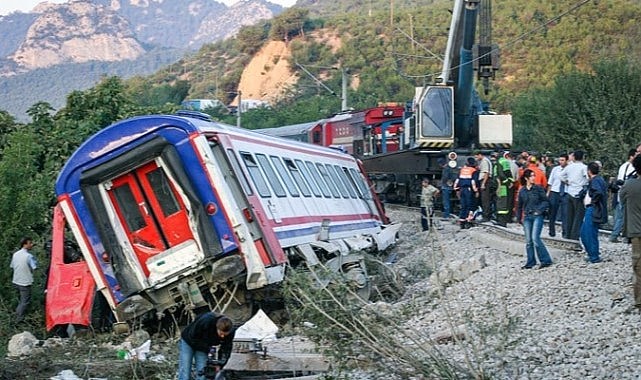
[{"xmin": 419, "ymin": 86, "xmax": 453, "ymax": 138}]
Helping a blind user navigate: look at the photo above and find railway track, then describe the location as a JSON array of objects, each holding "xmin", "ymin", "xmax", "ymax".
[{"xmin": 384, "ymin": 203, "xmax": 587, "ymax": 252}]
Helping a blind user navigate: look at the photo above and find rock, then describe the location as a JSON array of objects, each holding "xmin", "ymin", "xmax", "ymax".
[
  {"xmin": 125, "ymin": 329, "xmax": 151, "ymax": 348},
  {"xmin": 49, "ymin": 369, "xmax": 83, "ymax": 380},
  {"xmin": 429, "ymin": 254, "xmax": 487, "ymax": 286},
  {"xmin": 431, "ymin": 325, "xmax": 468, "ymax": 344},
  {"xmin": 7, "ymin": 331, "xmax": 40, "ymax": 357}
]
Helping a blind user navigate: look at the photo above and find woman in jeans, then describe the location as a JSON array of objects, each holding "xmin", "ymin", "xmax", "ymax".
[{"xmin": 516, "ymin": 169, "xmax": 553, "ymax": 269}]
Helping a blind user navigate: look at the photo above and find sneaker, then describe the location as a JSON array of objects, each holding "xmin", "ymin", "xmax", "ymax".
[
  {"xmin": 521, "ymin": 265, "xmax": 534, "ymax": 270},
  {"xmin": 609, "ymin": 237, "xmax": 619, "ymax": 243},
  {"xmin": 538, "ymin": 263, "xmax": 553, "ymax": 269}
]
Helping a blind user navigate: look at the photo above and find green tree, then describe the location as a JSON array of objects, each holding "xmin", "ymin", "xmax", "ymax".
[
  {"xmin": 0, "ymin": 127, "xmax": 50, "ymax": 327},
  {"xmin": 512, "ymin": 59, "xmax": 641, "ymax": 173},
  {"xmin": 269, "ymin": 8, "xmax": 312, "ymax": 41},
  {"xmin": 236, "ymin": 21, "xmax": 271, "ymax": 55},
  {"xmin": 0, "ymin": 111, "xmax": 18, "ymax": 155}
]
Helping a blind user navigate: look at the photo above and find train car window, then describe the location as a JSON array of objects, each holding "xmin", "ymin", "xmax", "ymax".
[
  {"xmin": 315, "ymin": 163, "xmax": 340, "ymax": 198},
  {"xmin": 240, "ymin": 152, "xmax": 271, "ymax": 197},
  {"xmin": 283, "ymin": 158, "xmax": 311, "ymax": 197},
  {"xmin": 336, "ymin": 166, "xmax": 358, "ymax": 198},
  {"xmin": 226, "ymin": 149, "xmax": 253, "ymax": 195},
  {"xmin": 325, "ymin": 164, "xmax": 350, "ymax": 198},
  {"xmin": 348, "ymin": 168, "xmax": 372, "ymax": 200},
  {"xmin": 305, "ymin": 161, "xmax": 331, "ymax": 198},
  {"xmin": 295, "ymin": 159, "xmax": 322, "ymax": 197},
  {"xmin": 255, "ymin": 154, "xmax": 286, "ymax": 197},
  {"xmin": 146, "ymin": 167, "xmax": 181, "ymax": 216},
  {"xmin": 270, "ymin": 156, "xmax": 300, "ymax": 197},
  {"xmin": 112, "ymin": 183, "xmax": 147, "ymax": 231},
  {"xmin": 312, "ymin": 130, "xmax": 321, "ymax": 144}
]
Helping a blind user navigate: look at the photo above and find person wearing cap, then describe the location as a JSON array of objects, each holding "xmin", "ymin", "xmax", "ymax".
[
  {"xmin": 178, "ymin": 311, "xmax": 235, "ymax": 380},
  {"xmin": 474, "ymin": 150, "xmax": 493, "ymax": 222},
  {"xmin": 454, "ymin": 157, "xmax": 478, "ymax": 229},
  {"xmin": 439, "ymin": 158, "xmax": 456, "ymax": 219}
]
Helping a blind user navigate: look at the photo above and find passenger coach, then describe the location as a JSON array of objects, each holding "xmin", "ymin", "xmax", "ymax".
[{"xmin": 46, "ymin": 111, "xmax": 400, "ymax": 331}]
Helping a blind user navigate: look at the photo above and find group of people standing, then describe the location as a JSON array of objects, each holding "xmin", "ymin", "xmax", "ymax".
[
  {"xmin": 439, "ymin": 150, "xmax": 519, "ymax": 229},
  {"xmin": 423, "ymin": 148, "xmax": 637, "ymax": 267},
  {"xmin": 425, "ymin": 145, "xmax": 641, "ymax": 313}
]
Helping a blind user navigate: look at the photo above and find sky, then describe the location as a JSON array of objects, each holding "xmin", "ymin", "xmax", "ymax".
[{"xmin": 0, "ymin": 0, "xmax": 296, "ymax": 16}]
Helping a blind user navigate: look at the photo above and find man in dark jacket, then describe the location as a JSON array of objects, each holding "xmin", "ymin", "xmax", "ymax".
[
  {"xmin": 178, "ymin": 312, "xmax": 235, "ymax": 380},
  {"xmin": 580, "ymin": 162, "xmax": 608, "ymax": 264},
  {"xmin": 620, "ymin": 154, "xmax": 641, "ymax": 312}
]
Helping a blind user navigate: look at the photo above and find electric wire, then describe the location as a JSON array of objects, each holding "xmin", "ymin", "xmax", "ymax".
[{"xmin": 392, "ymin": 0, "xmax": 596, "ymax": 81}]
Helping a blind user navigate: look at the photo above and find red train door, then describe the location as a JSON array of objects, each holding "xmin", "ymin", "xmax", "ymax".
[{"xmin": 106, "ymin": 161, "xmax": 194, "ymax": 277}]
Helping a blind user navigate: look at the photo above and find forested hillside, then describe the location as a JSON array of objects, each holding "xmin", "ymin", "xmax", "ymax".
[{"xmin": 139, "ymin": 0, "xmax": 641, "ymax": 122}]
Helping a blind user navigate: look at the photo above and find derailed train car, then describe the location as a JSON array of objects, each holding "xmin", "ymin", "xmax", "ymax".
[{"xmin": 45, "ymin": 111, "xmax": 400, "ymax": 332}]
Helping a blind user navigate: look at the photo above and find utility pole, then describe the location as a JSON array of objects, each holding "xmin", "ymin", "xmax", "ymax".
[
  {"xmin": 341, "ymin": 67, "xmax": 348, "ymax": 111},
  {"xmin": 236, "ymin": 90, "xmax": 242, "ymax": 128}
]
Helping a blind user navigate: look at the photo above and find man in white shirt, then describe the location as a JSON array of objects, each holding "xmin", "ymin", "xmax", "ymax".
[
  {"xmin": 560, "ymin": 150, "xmax": 589, "ymax": 240},
  {"xmin": 10, "ymin": 237, "xmax": 37, "ymax": 323},
  {"xmin": 609, "ymin": 148, "xmax": 638, "ymax": 242},
  {"xmin": 547, "ymin": 153, "xmax": 568, "ymax": 237}
]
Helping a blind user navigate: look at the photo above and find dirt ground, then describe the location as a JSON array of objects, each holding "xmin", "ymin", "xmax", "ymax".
[
  {"xmin": 235, "ymin": 40, "xmax": 298, "ymax": 106},
  {"xmin": 1, "ymin": 329, "xmax": 179, "ymax": 380},
  {"xmin": 235, "ymin": 30, "xmax": 349, "ymax": 106}
]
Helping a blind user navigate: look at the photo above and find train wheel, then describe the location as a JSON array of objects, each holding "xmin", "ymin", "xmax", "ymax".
[{"xmin": 343, "ymin": 261, "xmax": 371, "ymax": 301}]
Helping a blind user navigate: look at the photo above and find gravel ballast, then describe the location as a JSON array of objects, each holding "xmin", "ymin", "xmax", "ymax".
[{"xmin": 384, "ymin": 208, "xmax": 640, "ymax": 379}]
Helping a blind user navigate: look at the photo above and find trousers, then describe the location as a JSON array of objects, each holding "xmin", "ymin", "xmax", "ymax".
[
  {"xmin": 632, "ymin": 238, "xmax": 641, "ymax": 307},
  {"xmin": 566, "ymin": 196, "xmax": 585, "ymax": 240},
  {"xmin": 14, "ymin": 284, "xmax": 31, "ymax": 323}
]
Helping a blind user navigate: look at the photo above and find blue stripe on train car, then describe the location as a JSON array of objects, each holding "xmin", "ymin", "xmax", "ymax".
[{"xmin": 274, "ymin": 220, "xmax": 380, "ymax": 240}]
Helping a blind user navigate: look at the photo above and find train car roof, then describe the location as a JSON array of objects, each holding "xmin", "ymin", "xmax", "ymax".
[
  {"xmin": 254, "ymin": 120, "xmax": 322, "ymax": 137},
  {"xmin": 56, "ymin": 113, "xmax": 353, "ymax": 195}
]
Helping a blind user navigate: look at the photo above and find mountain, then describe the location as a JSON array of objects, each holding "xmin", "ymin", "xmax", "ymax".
[
  {"xmin": 9, "ymin": 2, "xmax": 145, "ymax": 71},
  {"xmin": 0, "ymin": 0, "xmax": 283, "ymax": 120}
]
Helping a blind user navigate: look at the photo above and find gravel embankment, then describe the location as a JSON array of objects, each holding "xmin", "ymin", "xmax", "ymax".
[{"xmin": 380, "ymin": 208, "xmax": 641, "ymax": 380}]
